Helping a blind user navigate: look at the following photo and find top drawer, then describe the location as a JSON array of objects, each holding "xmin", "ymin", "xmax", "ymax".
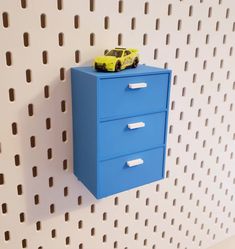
[{"xmin": 99, "ymin": 73, "xmax": 169, "ymax": 120}]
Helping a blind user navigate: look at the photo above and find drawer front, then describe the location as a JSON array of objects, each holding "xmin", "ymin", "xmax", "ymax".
[
  {"xmin": 99, "ymin": 112, "xmax": 166, "ymax": 160},
  {"xmin": 98, "ymin": 148, "xmax": 164, "ymax": 198},
  {"xmin": 99, "ymin": 73, "xmax": 169, "ymax": 120}
]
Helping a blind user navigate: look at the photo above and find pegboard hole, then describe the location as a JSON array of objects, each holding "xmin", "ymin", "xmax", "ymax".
[
  {"xmin": 143, "ymin": 33, "xmax": 147, "ymax": 45},
  {"xmin": 90, "ymin": 33, "xmax": 95, "ymax": 46},
  {"xmin": 40, "ymin": 14, "xmax": 46, "ymax": 28},
  {"xmin": 14, "ymin": 154, "xmax": 20, "ymax": 166},
  {"xmin": 58, "ymin": 33, "xmax": 64, "ymax": 46},
  {"xmin": 26, "ymin": 69, "xmax": 32, "ymax": 83},
  {"xmin": 0, "ymin": 173, "xmax": 4, "ymax": 185},
  {"xmin": 116, "ymin": 220, "xmax": 123, "ymax": 230},
  {"xmin": 177, "ymin": 20, "xmax": 182, "ymax": 31},
  {"xmin": 49, "ymin": 177, "xmax": 53, "ymax": 187},
  {"xmin": 47, "ymin": 148, "xmax": 52, "ymax": 159},
  {"xmin": 118, "ymin": 0, "xmax": 123, "ymax": 13},
  {"xmin": 90, "ymin": 0, "xmax": 95, "ymax": 11},
  {"xmin": 11, "ymin": 122, "xmax": 18, "ymax": 135},
  {"xmin": 9, "ymin": 88, "xmax": 15, "ymax": 102},
  {"xmin": 34, "ymin": 194, "xmax": 39, "ymax": 205},
  {"xmin": 114, "ymin": 196, "xmax": 119, "ymax": 205},
  {"xmin": 17, "ymin": 184, "xmax": 23, "ymax": 195},
  {"xmin": 46, "ymin": 118, "xmax": 51, "ymax": 129},
  {"xmin": 2, "ymin": 203, "xmax": 7, "ymax": 214},
  {"xmin": 63, "ymin": 159, "xmax": 68, "ymax": 170},
  {"xmin": 187, "ymin": 34, "xmax": 191, "ymax": 44},
  {"xmin": 50, "ymin": 204, "xmax": 55, "ymax": 213},
  {"xmin": 32, "ymin": 166, "xmax": 37, "ymax": 177},
  {"xmin": 78, "ymin": 195, "xmax": 82, "ymax": 205},
  {"xmin": 75, "ymin": 50, "xmax": 80, "ymax": 63},
  {"xmin": 65, "ymin": 237, "xmax": 70, "ymax": 245},
  {"xmin": 60, "ymin": 68, "xmax": 65, "ymax": 81},
  {"xmin": 91, "ymin": 204, "xmax": 95, "ymax": 213},
  {"xmin": 189, "ymin": 5, "xmax": 193, "ymax": 16},
  {"xmin": 125, "ymin": 204, "xmax": 129, "ymax": 213},
  {"xmin": 44, "ymin": 85, "xmax": 50, "ymax": 98},
  {"xmin": 103, "ymin": 234, "xmax": 107, "ymax": 242},
  {"xmin": 4, "ymin": 231, "xmax": 10, "ymax": 241},
  {"xmin": 64, "ymin": 186, "xmax": 68, "ymax": 196},
  {"xmin": 21, "ymin": 0, "xmax": 27, "ymax": 8},
  {"xmin": 166, "ymin": 34, "xmax": 170, "ymax": 45},
  {"xmin": 134, "ymin": 233, "xmax": 138, "ymax": 240},
  {"xmin": 131, "ymin": 18, "xmax": 136, "ymax": 30},
  {"xmin": 154, "ymin": 48, "xmax": 158, "ymax": 60},
  {"xmin": 78, "ymin": 220, "xmax": 83, "ymax": 229},
  {"xmin": 103, "ymin": 212, "xmax": 107, "ymax": 220},
  {"xmin": 62, "ymin": 130, "xmax": 67, "ymax": 142},
  {"xmin": 118, "ymin": 33, "xmax": 122, "ymax": 46},
  {"xmin": 36, "ymin": 221, "xmax": 41, "ymax": 231},
  {"xmin": 28, "ymin": 104, "xmax": 34, "ymax": 116},
  {"xmin": 216, "ymin": 21, "xmax": 219, "ymax": 31},
  {"xmin": 226, "ymin": 8, "xmax": 230, "ymax": 18},
  {"xmin": 2, "ymin": 12, "xmax": 9, "ymax": 28},
  {"xmin": 30, "ymin": 136, "xmax": 36, "ymax": 148},
  {"xmin": 6, "ymin": 51, "xmax": 12, "ymax": 66},
  {"xmin": 20, "ymin": 212, "xmax": 25, "ymax": 222},
  {"xmin": 104, "ymin": 16, "xmax": 109, "ymax": 29},
  {"xmin": 91, "ymin": 227, "xmax": 95, "ymax": 236},
  {"xmin": 23, "ymin": 32, "xmax": 29, "ymax": 47},
  {"xmin": 144, "ymin": 2, "xmax": 149, "ymax": 14},
  {"xmin": 57, "ymin": 0, "xmax": 63, "ymax": 10},
  {"xmin": 168, "ymin": 4, "xmax": 172, "ymax": 15},
  {"xmin": 135, "ymin": 212, "xmax": 139, "ymax": 220},
  {"xmin": 74, "ymin": 15, "xmax": 79, "ymax": 29},
  {"xmin": 42, "ymin": 51, "xmax": 48, "ymax": 64},
  {"xmin": 155, "ymin": 19, "xmax": 160, "ymax": 30},
  {"xmin": 51, "ymin": 229, "xmax": 56, "ymax": 238}
]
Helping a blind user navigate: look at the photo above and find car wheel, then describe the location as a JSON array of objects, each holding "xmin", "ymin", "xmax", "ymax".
[
  {"xmin": 115, "ymin": 61, "xmax": 121, "ymax": 72},
  {"xmin": 132, "ymin": 58, "xmax": 139, "ymax": 68}
]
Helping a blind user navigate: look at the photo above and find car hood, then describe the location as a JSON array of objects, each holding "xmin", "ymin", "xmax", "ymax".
[{"xmin": 95, "ymin": 56, "xmax": 117, "ymax": 63}]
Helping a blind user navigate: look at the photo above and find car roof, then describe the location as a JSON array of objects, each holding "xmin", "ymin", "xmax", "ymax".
[{"xmin": 115, "ymin": 47, "xmax": 126, "ymax": 50}]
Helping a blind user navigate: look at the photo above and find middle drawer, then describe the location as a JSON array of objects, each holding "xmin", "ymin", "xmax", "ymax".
[{"xmin": 99, "ymin": 112, "xmax": 166, "ymax": 160}]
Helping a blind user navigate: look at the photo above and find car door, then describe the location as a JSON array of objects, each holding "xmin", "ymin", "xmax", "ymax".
[{"xmin": 123, "ymin": 50, "xmax": 132, "ymax": 66}]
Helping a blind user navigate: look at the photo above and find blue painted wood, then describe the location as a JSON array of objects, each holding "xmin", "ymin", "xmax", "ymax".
[
  {"xmin": 99, "ymin": 112, "xmax": 166, "ymax": 160},
  {"xmin": 99, "ymin": 74, "xmax": 169, "ymax": 120},
  {"xmin": 71, "ymin": 65, "xmax": 171, "ymax": 199},
  {"xmin": 98, "ymin": 147, "xmax": 164, "ymax": 198},
  {"xmin": 71, "ymin": 70, "xmax": 98, "ymax": 196}
]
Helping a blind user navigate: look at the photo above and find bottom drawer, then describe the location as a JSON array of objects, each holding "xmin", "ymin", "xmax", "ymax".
[{"xmin": 98, "ymin": 147, "xmax": 165, "ymax": 198}]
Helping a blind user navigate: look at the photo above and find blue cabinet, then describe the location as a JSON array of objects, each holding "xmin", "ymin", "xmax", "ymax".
[{"xmin": 71, "ymin": 65, "xmax": 171, "ymax": 199}]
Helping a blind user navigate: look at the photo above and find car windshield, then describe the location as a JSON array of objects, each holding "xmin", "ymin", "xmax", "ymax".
[{"xmin": 106, "ymin": 50, "xmax": 123, "ymax": 58}]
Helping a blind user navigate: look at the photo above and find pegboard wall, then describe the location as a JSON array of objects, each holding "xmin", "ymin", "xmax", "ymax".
[{"xmin": 0, "ymin": 0, "xmax": 235, "ymax": 249}]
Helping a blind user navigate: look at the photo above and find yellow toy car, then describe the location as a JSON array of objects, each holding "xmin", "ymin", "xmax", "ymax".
[{"xmin": 94, "ymin": 48, "xmax": 139, "ymax": 72}]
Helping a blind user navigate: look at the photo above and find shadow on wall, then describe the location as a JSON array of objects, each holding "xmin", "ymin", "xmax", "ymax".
[{"xmin": 19, "ymin": 67, "xmax": 98, "ymax": 223}]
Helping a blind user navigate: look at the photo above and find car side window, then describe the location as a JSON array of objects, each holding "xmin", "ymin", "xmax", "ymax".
[{"xmin": 124, "ymin": 51, "xmax": 130, "ymax": 56}]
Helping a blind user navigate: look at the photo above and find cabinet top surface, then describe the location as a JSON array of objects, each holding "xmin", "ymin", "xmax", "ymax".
[{"xmin": 71, "ymin": 65, "xmax": 171, "ymax": 79}]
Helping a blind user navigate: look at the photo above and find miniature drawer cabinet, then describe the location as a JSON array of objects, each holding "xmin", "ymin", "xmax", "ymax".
[{"xmin": 71, "ymin": 65, "xmax": 171, "ymax": 199}]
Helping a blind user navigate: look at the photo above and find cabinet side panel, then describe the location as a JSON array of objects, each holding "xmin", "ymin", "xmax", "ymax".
[
  {"xmin": 71, "ymin": 69, "xmax": 97, "ymax": 196},
  {"xmin": 162, "ymin": 71, "xmax": 172, "ymax": 178}
]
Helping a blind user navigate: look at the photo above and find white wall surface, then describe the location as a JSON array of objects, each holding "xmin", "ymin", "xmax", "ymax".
[{"xmin": 0, "ymin": 1, "xmax": 235, "ymax": 249}]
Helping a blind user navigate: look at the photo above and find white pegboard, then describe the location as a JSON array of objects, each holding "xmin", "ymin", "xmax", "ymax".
[{"xmin": 0, "ymin": 0, "xmax": 235, "ymax": 249}]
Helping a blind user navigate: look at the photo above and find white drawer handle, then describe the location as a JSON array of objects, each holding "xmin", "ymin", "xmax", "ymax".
[
  {"xmin": 128, "ymin": 83, "xmax": 147, "ymax": 89},
  {"xmin": 127, "ymin": 158, "xmax": 144, "ymax": 167},
  {"xmin": 128, "ymin": 122, "xmax": 145, "ymax": 130}
]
